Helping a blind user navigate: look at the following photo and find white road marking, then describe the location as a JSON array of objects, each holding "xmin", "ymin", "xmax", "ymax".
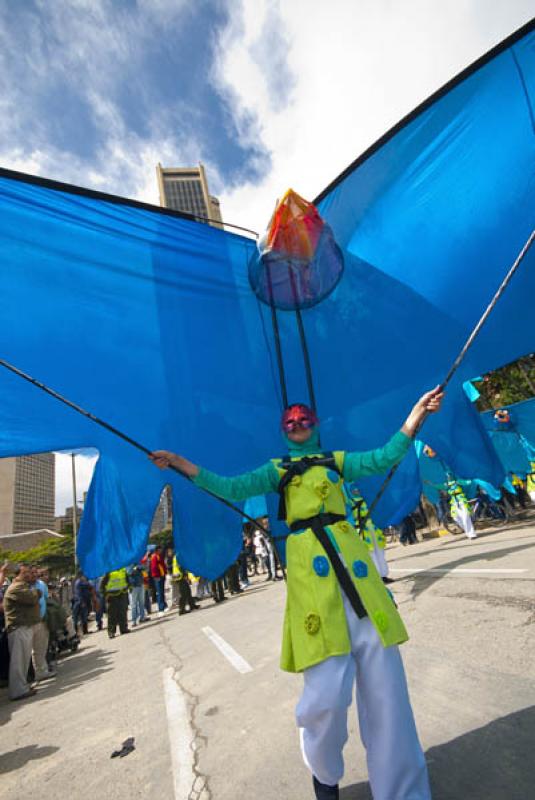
[
  {"xmin": 162, "ymin": 667, "xmax": 195, "ymax": 800},
  {"xmin": 390, "ymin": 567, "xmax": 527, "ymax": 574},
  {"xmin": 202, "ymin": 625, "xmax": 253, "ymax": 674}
]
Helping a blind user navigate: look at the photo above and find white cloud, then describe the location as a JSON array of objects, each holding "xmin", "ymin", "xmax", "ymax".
[
  {"xmin": 214, "ymin": 0, "xmax": 535, "ymax": 232},
  {"xmin": 55, "ymin": 450, "xmax": 98, "ymax": 516}
]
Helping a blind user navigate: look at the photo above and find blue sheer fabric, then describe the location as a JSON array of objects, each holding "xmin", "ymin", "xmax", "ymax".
[
  {"xmin": 0, "ymin": 24, "xmax": 534, "ymax": 577},
  {"xmin": 481, "ymin": 397, "xmax": 535, "ymax": 475}
]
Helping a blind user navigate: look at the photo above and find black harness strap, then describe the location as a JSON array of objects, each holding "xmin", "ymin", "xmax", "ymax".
[
  {"xmin": 276, "ymin": 452, "xmax": 341, "ymax": 520},
  {"xmin": 290, "ymin": 512, "xmax": 367, "ymax": 619}
]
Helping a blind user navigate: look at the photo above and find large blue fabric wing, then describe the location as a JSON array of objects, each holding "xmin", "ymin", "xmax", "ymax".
[
  {"xmin": 306, "ymin": 19, "xmax": 535, "ymax": 522},
  {"xmin": 0, "ymin": 173, "xmax": 283, "ymax": 578}
]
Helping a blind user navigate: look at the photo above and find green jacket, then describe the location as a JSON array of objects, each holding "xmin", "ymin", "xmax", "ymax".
[
  {"xmin": 194, "ymin": 430, "xmax": 411, "ymax": 673},
  {"xmin": 4, "ymin": 580, "xmax": 41, "ymax": 632}
]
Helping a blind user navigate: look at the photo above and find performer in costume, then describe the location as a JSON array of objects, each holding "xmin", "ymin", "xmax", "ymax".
[
  {"xmin": 150, "ymin": 387, "xmax": 443, "ymax": 800},
  {"xmin": 527, "ymin": 462, "xmax": 535, "ymax": 503},
  {"xmin": 444, "ymin": 477, "xmax": 476, "ymax": 539},
  {"xmin": 344, "ymin": 483, "xmax": 389, "ymax": 578}
]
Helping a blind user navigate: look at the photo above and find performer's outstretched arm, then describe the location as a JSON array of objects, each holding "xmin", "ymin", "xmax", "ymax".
[
  {"xmin": 343, "ymin": 387, "xmax": 444, "ymax": 481},
  {"xmin": 149, "ymin": 451, "xmax": 278, "ymax": 502}
]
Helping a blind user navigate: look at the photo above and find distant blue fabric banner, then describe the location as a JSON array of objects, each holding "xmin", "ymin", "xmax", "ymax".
[
  {"xmin": 0, "ymin": 23, "xmax": 534, "ymax": 577},
  {"xmin": 481, "ymin": 397, "xmax": 535, "ymax": 475}
]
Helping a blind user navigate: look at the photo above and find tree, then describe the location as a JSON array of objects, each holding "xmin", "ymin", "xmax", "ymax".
[
  {"xmin": 150, "ymin": 529, "xmax": 173, "ymax": 551},
  {"xmin": 0, "ymin": 532, "xmax": 75, "ymax": 577},
  {"xmin": 474, "ymin": 353, "xmax": 535, "ymax": 411}
]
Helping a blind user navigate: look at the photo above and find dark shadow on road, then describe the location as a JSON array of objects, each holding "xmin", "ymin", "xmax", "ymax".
[
  {"xmin": 392, "ymin": 540, "xmax": 535, "ymax": 600},
  {"xmin": 391, "ymin": 521, "xmax": 535, "ymax": 565},
  {"xmin": 32, "ymin": 646, "xmax": 113, "ymax": 702},
  {"xmin": 0, "ymin": 646, "xmax": 113, "ymax": 722},
  {"xmin": 0, "ymin": 744, "xmax": 59, "ymax": 774},
  {"xmin": 341, "ymin": 705, "xmax": 535, "ymax": 800}
]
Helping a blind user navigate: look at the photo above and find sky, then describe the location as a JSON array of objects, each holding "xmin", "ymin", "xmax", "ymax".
[{"xmin": 0, "ymin": 0, "xmax": 532, "ymax": 514}]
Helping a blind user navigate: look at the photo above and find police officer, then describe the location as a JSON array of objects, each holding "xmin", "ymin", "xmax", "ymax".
[
  {"xmin": 102, "ymin": 567, "xmax": 130, "ymax": 638},
  {"xmin": 171, "ymin": 556, "xmax": 199, "ymax": 615}
]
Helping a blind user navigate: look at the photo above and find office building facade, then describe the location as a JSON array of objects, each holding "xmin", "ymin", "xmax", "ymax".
[
  {"xmin": 156, "ymin": 163, "xmax": 223, "ymax": 227},
  {"xmin": 0, "ymin": 453, "xmax": 56, "ymax": 534}
]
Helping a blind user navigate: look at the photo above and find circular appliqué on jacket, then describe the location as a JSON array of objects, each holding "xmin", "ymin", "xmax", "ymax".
[
  {"xmin": 352, "ymin": 560, "xmax": 368, "ymax": 579},
  {"xmin": 337, "ymin": 521, "xmax": 352, "ymax": 535},
  {"xmin": 312, "ymin": 555, "xmax": 330, "ymax": 577},
  {"xmin": 373, "ymin": 611, "xmax": 389, "ymax": 633},
  {"xmin": 326, "ymin": 469, "xmax": 340, "ymax": 483},
  {"xmin": 304, "ymin": 612, "xmax": 321, "ymax": 635},
  {"xmin": 314, "ymin": 479, "xmax": 331, "ymax": 499}
]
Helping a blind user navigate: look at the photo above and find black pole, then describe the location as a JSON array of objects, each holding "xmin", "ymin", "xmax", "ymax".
[
  {"xmin": 265, "ymin": 260, "xmax": 289, "ymax": 409},
  {"xmin": 0, "ymin": 356, "xmax": 286, "ymax": 579},
  {"xmin": 287, "ymin": 262, "xmax": 319, "ymax": 414},
  {"xmin": 365, "ymin": 228, "xmax": 535, "ymax": 522},
  {"xmin": 295, "ymin": 307, "xmax": 318, "ymax": 414}
]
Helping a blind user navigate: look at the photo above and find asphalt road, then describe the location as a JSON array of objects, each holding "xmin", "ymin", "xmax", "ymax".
[{"xmin": 1, "ymin": 518, "xmax": 535, "ymax": 800}]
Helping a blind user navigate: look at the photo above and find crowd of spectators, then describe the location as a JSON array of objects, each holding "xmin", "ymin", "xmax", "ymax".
[{"xmin": 0, "ymin": 517, "xmax": 282, "ymax": 702}]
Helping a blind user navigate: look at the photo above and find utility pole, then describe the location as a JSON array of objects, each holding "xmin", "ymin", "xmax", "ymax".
[{"xmin": 71, "ymin": 453, "xmax": 78, "ymax": 571}]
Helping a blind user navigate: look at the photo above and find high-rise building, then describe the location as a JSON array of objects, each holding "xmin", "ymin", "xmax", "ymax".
[
  {"xmin": 0, "ymin": 454, "xmax": 56, "ymax": 534},
  {"xmin": 156, "ymin": 163, "xmax": 223, "ymax": 228},
  {"xmin": 150, "ymin": 485, "xmax": 173, "ymax": 535}
]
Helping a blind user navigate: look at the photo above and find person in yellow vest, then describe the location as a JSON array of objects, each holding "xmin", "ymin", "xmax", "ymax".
[
  {"xmin": 527, "ymin": 462, "xmax": 535, "ymax": 503},
  {"xmin": 150, "ymin": 386, "xmax": 442, "ymax": 800},
  {"xmin": 171, "ymin": 556, "xmax": 200, "ymax": 615},
  {"xmin": 101, "ymin": 567, "xmax": 130, "ymax": 639}
]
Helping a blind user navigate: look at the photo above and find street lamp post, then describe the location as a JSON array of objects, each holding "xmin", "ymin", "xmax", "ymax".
[{"xmin": 71, "ymin": 453, "xmax": 78, "ymax": 571}]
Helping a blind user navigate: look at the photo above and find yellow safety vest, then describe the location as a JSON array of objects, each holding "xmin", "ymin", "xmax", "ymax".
[
  {"xmin": 271, "ymin": 451, "xmax": 407, "ymax": 673},
  {"xmin": 527, "ymin": 463, "xmax": 535, "ymax": 493},
  {"xmin": 172, "ymin": 556, "xmax": 183, "ymax": 580},
  {"xmin": 106, "ymin": 568, "xmax": 128, "ymax": 594}
]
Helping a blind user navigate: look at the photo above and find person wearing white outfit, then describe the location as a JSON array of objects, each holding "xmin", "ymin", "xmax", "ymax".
[
  {"xmin": 446, "ymin": 480, "xmax": 477, "ymax": 540},
  {"xmin": 150, "ymin": 387, "xmax": 443, "ymax": 799},
  {"xmin": 297, "ymin": 592, "xmax": 429, "ymax": 798}
]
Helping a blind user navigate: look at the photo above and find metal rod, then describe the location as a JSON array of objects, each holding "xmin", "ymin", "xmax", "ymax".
[
  {"xmin": 265, "ymin": 260, "xmax": 289, "ymax": 408},
  {"xmin": 0, "ymin": 356, "xmax": 285, "ymax": 579},
  {"xmin": 365, "ymin": 228, "xmax": 535, "ymax": 521}
]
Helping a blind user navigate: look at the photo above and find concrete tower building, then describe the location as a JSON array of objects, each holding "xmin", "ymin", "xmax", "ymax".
[
  {"xmin": 156, "ymin": 163, "xmax": 223, "ymax": 228},
  {"xmin": 0, "ymin": 454, "xmax": 56, "ymax": 535}
]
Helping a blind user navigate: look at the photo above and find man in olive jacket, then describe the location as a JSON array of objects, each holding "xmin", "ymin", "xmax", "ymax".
[{"xmin": 4, "ymin": 563, "xmax": 41, "ymax": 700}]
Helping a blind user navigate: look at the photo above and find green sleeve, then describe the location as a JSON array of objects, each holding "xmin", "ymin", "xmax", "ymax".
[
  {"xmin": 192, "ymin": 461, "xmax": 279, "ymax": 503},
  {"xmin": 343, "ymin": 430, "xmax": 412, "ymax": 481}
]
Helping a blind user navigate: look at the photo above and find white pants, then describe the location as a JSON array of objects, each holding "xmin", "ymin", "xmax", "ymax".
[
  {"xmin": 529, "ymin": 491, "xmax": 535, "ymax": 503},
  {"xmin": 32, "ymin": 620, "xmax": 49, "ymax": 677},
  {"xmin": 452, "ymin": 499, "xmax": 476, "ymax": 539},
  {"xmin": 296, "ymin": 595, "xmax": 431, "ymax": 799},
  {"xmin": 8, "ymin": 626, "xmax": 33, "ymax": 699}
]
